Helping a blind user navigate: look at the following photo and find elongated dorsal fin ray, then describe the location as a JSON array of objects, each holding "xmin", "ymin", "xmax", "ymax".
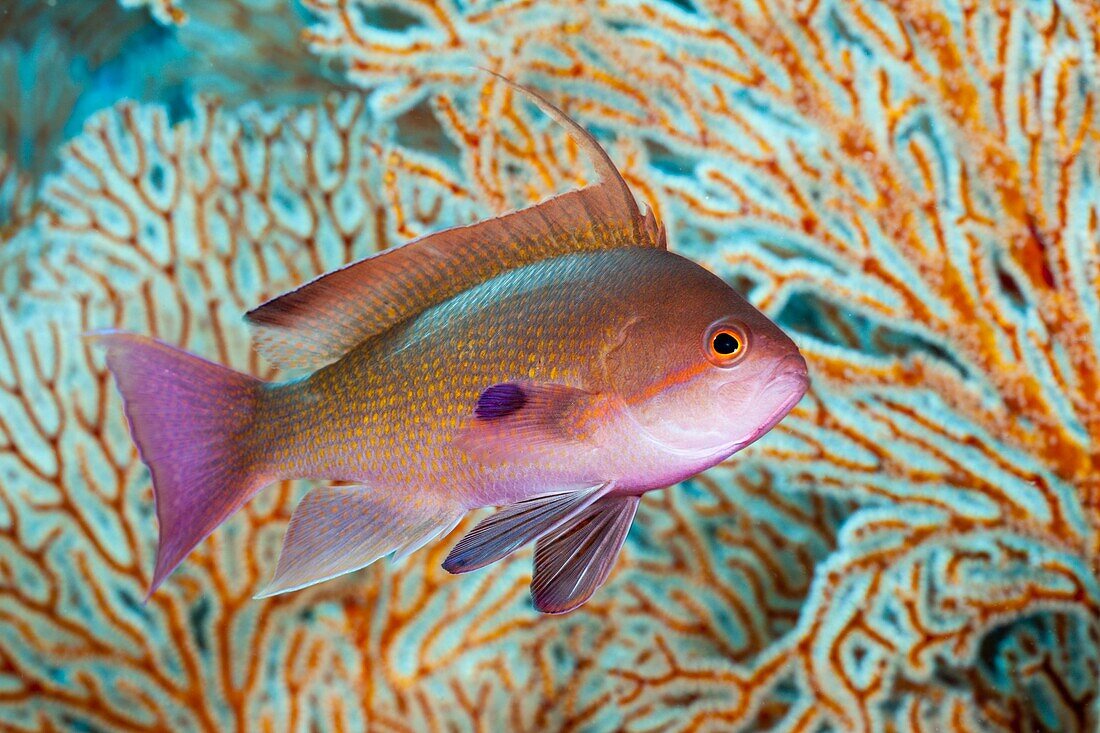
[
  {"xmin": 483, "ymin": 70, "xmax": 642, "ymax": 235},
  {"xmin": 246, "ymin": 75, "xmax": 663, "ymax": 371}
]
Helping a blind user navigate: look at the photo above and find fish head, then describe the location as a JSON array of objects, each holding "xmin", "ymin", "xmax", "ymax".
[{"xmin": 604, "ymin": 254, "xmax": 809, "ymax": 464}]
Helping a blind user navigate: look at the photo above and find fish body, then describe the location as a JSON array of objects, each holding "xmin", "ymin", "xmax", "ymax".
[
  {"xmin": 259, "ymin": 247, "xmax": 801, "ymax": 503},
  {"xmin": 93, "ymin": 77, "xmax": 809, "ymax": 613}
]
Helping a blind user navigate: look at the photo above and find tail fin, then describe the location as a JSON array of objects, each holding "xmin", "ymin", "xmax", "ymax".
[{"xmin": 90, "ymin": 331, "xmax": 268, "ymax": 598}]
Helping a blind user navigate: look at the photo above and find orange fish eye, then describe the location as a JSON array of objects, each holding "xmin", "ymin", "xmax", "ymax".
[{"xmin": 706, "ymin": 326, "xmax": 747, "ymax": 366}]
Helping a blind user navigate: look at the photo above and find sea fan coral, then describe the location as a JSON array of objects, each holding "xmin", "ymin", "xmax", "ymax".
[
  {"xmin": 300, "ymin": 0, "xmax": 1100, "ymax": 727},
  {"xmin": 0, "ymin": 0, "xmax": 345, "ymax": 232},
  {"xmin": 1, "ymin": 0, "xmax": 1098, "ymax": 731},
  {"xmin": 0, "ymin": 0, "xmax": 153, "ymax": 228}
]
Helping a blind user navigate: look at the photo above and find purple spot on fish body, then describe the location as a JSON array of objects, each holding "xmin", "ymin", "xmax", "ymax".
[{"xmin": 476, "ymin": 383, "xmax": 526, "ymax": 419}]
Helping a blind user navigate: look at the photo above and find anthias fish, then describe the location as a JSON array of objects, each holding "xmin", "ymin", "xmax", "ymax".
[{"xmin": 93, "ymin": 78, "xmax": 809, "ymax": 614}]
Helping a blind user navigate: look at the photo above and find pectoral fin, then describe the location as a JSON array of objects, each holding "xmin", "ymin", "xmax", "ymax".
[
  {"xmin": 442, "ymin": 482, "xmax": 613, "ymax": 574},
  {"xmin": 530, "ymin": 494, "xmax": 639, "ymax": 614},
  {"xmin": 457, "ymin": 381, "xmax": 600, "ymax": 460}
]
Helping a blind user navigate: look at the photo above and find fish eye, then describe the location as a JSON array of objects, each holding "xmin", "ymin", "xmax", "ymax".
[{"xmin": 705, "ymin": 325, "xmax": 747, "ymax": 366}]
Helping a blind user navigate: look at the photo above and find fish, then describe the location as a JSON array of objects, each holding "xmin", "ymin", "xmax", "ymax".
[{"xmin": 90, "ymin": 75, "xmax": 809, "ymax": 614}]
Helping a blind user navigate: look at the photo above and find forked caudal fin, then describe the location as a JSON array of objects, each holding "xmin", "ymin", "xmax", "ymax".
[{"xmin": 90, "ymin": 331, "xmax": 269, "ymax": 598}]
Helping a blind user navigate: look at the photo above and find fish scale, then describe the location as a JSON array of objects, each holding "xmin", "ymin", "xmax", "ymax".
[
  {"xmin": 91, "ymin": 76, "xmax": 808, "ymax": 613},
  {"xmin": 260, "ymin": 250, "xmax": 633, "ymax": 500}
]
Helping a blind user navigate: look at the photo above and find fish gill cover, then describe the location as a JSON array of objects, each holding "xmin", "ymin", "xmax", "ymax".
[{"xmin": 0, "ymin": 0, "xmax": 1097, "ymax": 730}]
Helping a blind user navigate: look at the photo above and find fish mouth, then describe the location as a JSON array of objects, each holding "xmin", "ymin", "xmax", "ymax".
[
  {"xmin": 617, "ymin": 353, "xmax": 809, "ymax": 460},
  {"xmin": 730, "ymin": 355, "xmax": 810, "ymax": 450},
  {"xmin": 767, "ymin": 354, "xmax": 810, "ymax": 404},
  {"xmin": 752, "ymin": 375, "xmax": 808, "ymax": 437}
]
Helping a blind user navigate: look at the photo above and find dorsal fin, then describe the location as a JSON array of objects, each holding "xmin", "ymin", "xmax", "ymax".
[
  {"xmin": 486, "ymin": 70, "xmax": 642, "ymax": 239},
  {"xmin": 246, "ymin": 76, "xmax": 664, "ymax": 370}
]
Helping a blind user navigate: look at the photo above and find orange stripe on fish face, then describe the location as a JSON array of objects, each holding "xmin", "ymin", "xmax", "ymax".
[
  {"xmin": 625, "ymin": 360, "xmax": 712, "ymax": 407},
  {"xmin": 568, "ymin": 359, "xmax": 712, "ymax": 435}
]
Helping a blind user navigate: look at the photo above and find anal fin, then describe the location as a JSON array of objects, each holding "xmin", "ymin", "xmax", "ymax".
[
  {"xmin": 442, "ymin": 482, "xmax": 612, "ymax": 574},
  {"xmin": 392, "ymin": 515, "xmax": 463, "ymax": 564},
  {"xmin": 531, "ymin": 494, "xmax": 639, "ymax": 614},
  {"xmin": 256, "ymin": 486, "xmax": 461, "ymax": 598}
]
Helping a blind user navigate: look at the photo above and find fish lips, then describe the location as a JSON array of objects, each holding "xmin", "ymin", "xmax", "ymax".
[{"xmin": 723, "ymin": 354, "xmax": 809, "ymax": 450}]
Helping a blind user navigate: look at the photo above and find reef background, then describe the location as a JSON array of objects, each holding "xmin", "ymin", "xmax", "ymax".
[{"xmin": 1, "ymin": 1, "xmax": 1098, "ymax": 730}]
